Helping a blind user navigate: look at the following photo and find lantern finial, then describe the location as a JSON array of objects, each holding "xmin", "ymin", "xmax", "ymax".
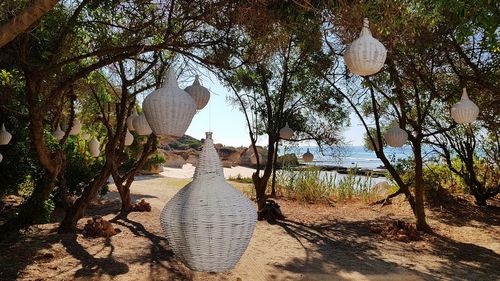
[
  {"xmin": 461, "ymin": 88, "xmax": 469, "ymax": 100},
  {"xmin": 360, "ymin": 18, "xmax": 372, "ymax": 36},
  {"xmin": 206, "ymin": 131, "xmax": 213, "ymax": 139},
  {"xmin": 164, "ymin": 69, "xmax": 179, "ymax": 89},
  {"xmin": 194, "ymin": 75, "xmax": 201, "ymax": 85}
]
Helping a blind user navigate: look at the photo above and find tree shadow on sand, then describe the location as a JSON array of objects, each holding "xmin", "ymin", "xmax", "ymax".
[{"xmin": 274, "ymin": 218, "xmax": 500, "ymax": 281}]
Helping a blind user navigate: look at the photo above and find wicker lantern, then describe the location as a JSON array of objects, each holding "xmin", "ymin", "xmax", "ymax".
[
  {"xmin": 124, "ymin": 129, "xmax": 134, "ymax": 146},
  {"xmin": 302, "ymin": 148, "xmax": 314, "ymax": 162},
  {"xmin": 89, "ymin": 137, "xmax": 100, "ymax": 157},
  {"xmin": 82, "ymin": 132, "xmax": 90, "ymax": 141},
  {"xmin": 451, "ymin": 88, "xmax": 479, "ymax": 124},
  {"xmin": 132, "ymin": 113, "xmax": 152, "ymax": 136},
  {"xmin": 53, "ymin": 124, "xmax": 65, "ymax": 140},
  {"xmin": 185, "ymin": 75, "xmax": 210, "ymax": 110},
  {"xmin": 127, "ymin": 108, "xmax": 138, "ymax": 131},
  {"xmin": 143, "ymin": 69, "xmax": 196, "ymax": 137},
  {"xmin": 69, "ymin": 119, "xmax": 82, "ymax": 135},
  {"xmin": 344, "ymin": 18, "xmax": 387, "ymax": 76},
  {"xmin": 0, "ymin": 123, "xmax": 12, "ymax": 145},
  {"xmin": 0, "ymin": 152, "xmax": 2, "ymax": 163},
  {"xmin": 160, "ymin": 132, "xmax": 257, "ymax": 272},
  {"xmin": 384, "ymin": 126, "xmax": 408, "ymax": 147},
  {"xmin": 279, "ymin": 122, "xmax": 294, "ymax": 140}
]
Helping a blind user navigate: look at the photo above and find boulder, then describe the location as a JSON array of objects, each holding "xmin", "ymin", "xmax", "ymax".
[{"xmin": 238, "ymin": 146, "xmax": 268, "ymax": 168}]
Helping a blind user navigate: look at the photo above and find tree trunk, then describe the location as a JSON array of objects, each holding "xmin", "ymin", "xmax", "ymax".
[
  {"xmin": 0, "ymin": 0, "xmax": 60, "ymax": 47},
  {"xmin": 270, "ymin": 141, "xmax": 279, "ymax": 198},
  {"xmin": 413, "ymin": 144, "xmax": 430, "ymax": 231}
]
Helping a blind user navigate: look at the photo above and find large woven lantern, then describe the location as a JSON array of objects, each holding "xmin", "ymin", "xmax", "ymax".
[
  {"xmin": 384, "ymin": 126, "xmax": 408, "ymax": 147},
  {"xmin": 0, "ymin": 123, "xmax": 12, "ymax": 145},
  {"xmin": 344, "ymin": 18, "xmax": 387, "ymax": 76},
  {"xmin": 69, "ymin": 119, "xmax": 82, "ymax": 135},
  {"xmin": 143, "ymin": 69, "xmax": 196, "ymax": 137},
  {"xmin": 160, "ymin": 132, "xmax": 257, "ymax": 272},
  {"xmin": 279, "ymin": 122, "xmax": 294, "ymax": 140},
  {"xmin": 89, "ymin": 137, "xmax": 100, "ymax": 157},
  {"xmin": 53, "ymin": 124, "xmax": 65, "ymax": 140},
  {"xmin": 451, "ymin": 88, "xmax": 479, "ymax": 124},
  {"xmin": 302, "ymin": 148, "xmax": 314, "ymax": 162},
  {"xmin": 127, "ymin": 108, "xmax": 138, "ymax": 131},
  {"xmin": 184, "ymin": 75, "xmax": 210, "ymax": 110},
  {"xmin": 132, "ymin": 113, "xmax": 152, "ymax": 136},
  {"xmin": 124, "ymin": 129, "xmax": 134, "ymax": 146}
]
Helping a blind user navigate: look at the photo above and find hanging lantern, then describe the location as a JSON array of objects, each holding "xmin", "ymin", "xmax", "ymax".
[
  {"xmin": 69, "ymin": 119, "xmax": 82, "ymax": 135},
  {"xmin": 160, "ymin": 132, "xmax": 257, "ymax": 272},
  {"xmin": 53, "ymin": 124, "xmax": 65, "ymax": 140},
  {"xmin": 384, "ymin": 126, "xmax": 408, "ymax": 147},
  {"xmin": 89, "ymin": 137, "xmax": 100, "ymax": 157},
  {"xmin": 82, "ymin": 132, "xmax": 90, "ymax": 141},
  {"xmin": 302, "ymin": 148, "xmax": 314, "ymax": 162},
  {"xmin": 279, "ymin": 122, "xmax": 294, "ymax": 140},
  {"xmin": 127, "ymin": 108, "xmax": 138, "ymax": 131},
  {"xmin": 451, "ymin": 88, "xmax": 479, "ymax": 124},
  {"xmin": 132, "ymin": 113, "xmax": 152, "ymax": 136},
  {"xmin": 124, "ymin": 129, "xmax": 134, "ymax": 146},
  {"xmin": 344, "ymin": 18, "xmax": 387, "ymax": 76},
  {"xmin": 0, "ymin": 152, "xmax": 3, "ymax": 163},
  {"xmin": 184, "ymin": 75, "xmax": 210, "ymax": 110},
  {"xmin": 0, "ymin": 123, "xmax": 12, "ymax": 145},
  {"xmin": 142, "ymin": 69, "xmax": 196, "ymax": 137}
]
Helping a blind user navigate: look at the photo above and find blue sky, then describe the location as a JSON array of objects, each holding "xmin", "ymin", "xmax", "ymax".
[{"xmin": 180, "ymin": 73, "xmax": 366, "ymax": 147}]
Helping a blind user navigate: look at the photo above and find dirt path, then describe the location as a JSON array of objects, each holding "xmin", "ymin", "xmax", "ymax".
[{"xmin": 1, "ymin": 175, "xmax": 499, "ymax": 281}]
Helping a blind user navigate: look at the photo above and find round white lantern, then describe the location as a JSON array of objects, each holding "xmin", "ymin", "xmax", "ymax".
[
  {"xmin": 82, "ymin": 132, "xmax": 90, "ymax": 141},
  {"xmin": 132, "ymin": 113, "xmax": 152, "ymax": 136},
  {"xmin": 127, "ymin": 108, "xmax": 138, "ymax": 131},
  {"xmin": 279, "ymin": 122, "xmax": 294, "ymax": 140},
  {"xmin": 142, "ymin": 69, "xmax": 196, "ymax": 137},
  {"xmin": 302, "ymin": 148, "xmax": 314, "ymax": 162},
  {"xmin": 451, "ymin": 88, "xmax": 479, "ymax": 124},
  {"xmin": 89, "ymin": 137, "xmax": 100, "ymax": 157},
  {"xmin": 344, "ymin": 18, "xmax": 387, "ymax": 76},
  {"xmin": 124, "ymin": 129, "xmax": 134, "ymax": 146},
  {"xmin": 69, "ymin": 119, "xmax": 82, "ymax": 135},
  {"xmin": 160, "ymin": 132, "xmax": 257, "ymax": 272},
  {"xmin": 0, "ymin": 123, "xmax": 12, "ymax": 145},
  {"xmin": 0, "ymin": 152, "xmax": 3, "ymax": 163},
  {"xmin": 53, "ymin": 124, "xmax": 65, "ymax": 140},
  {"xmin": 384, "ymin": 126, "xmax": 408, "ymax": 147},
  {"xmin": 184, "ymin": 75, "xmax": 210, "ymax": 110}
]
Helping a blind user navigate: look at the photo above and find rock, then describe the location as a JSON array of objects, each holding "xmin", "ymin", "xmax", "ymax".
[
  {"xmin": 396, "ymin": 234, "xmax": 410, "ymax": 243},
  {"xmin": 133, "ymin": 199, "xmax": 152, "ymax": 212},
  {"xmin": 161, "ymin": 151, "xmax": 186, "ymax": 168},
  {"xmin": 238, "ymin": 146, "xmax": 268, "ymax": 168},
  {"xmin": 83, "ymin": 216, "xmax": 120, "ymax": 238},
  {"xmin": 277, "ymin": 153, "xmax": 298, "ymax": 167}
]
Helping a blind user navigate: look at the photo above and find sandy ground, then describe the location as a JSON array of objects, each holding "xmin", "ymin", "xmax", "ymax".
[
  {"xmin": 161, "ymin": 164, "xmax": 257, "ymax": 179},
  {"xmin": 1, "ymin": 175, "xmax": 499, "ymax": 281}
]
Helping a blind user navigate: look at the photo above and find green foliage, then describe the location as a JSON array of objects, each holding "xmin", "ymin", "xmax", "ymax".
[
  {"xmin": 228, "ymin": 174, "xmax": 253, "ymax": 184},
  {"xmin": 167, "ymin": 135, "xmax": 202, "ymax": 151}
]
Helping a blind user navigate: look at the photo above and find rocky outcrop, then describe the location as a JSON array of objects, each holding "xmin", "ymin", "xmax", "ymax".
[{"xmin": 238, "ymin": 146, "xmax": 268, "ymax": 168}]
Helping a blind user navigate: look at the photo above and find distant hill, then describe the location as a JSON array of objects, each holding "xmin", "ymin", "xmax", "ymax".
[{"xmin": 163, "ymin": 135, "xmax": 202, "ymax": 151}]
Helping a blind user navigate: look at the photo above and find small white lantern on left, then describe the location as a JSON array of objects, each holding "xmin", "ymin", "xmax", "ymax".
[
  {"xmin": 53, "ymin": 124, "xmax": 65, "ymax": 140},
  {"xmin": 89, "ymin": 137, "xmax": 100, "ymax": 157},
  {"xmin": 302, "ymin": 148, "xmax": 314, "ymax": 162},
  {"xmin": 127, "ymin": 108, "xmax": 138, "ymax": 131},
  {"xmin": 124, "ymin": 129, "xmax": 134, "ymax": 146},
  {"xmin": 451, "ymin": 88, "xmax": 479, "ymax": 124},
  {"xmin": 0, "ymin": 152, "xmax": 3, "ymax": 163},
  {"xmin": 279, "ymin": 123, "xmax": 294, "ymax": 140},
  {"xmin": 69, "ymin": 119, "xmax": 82, "ymax": 135},
  {"xmin": 133, "ymin": 113, "xmax": 152, "ymax": 136},
  {"xmin": 0, "ymin": 123, "xmax": 12, "ymax": 145}
]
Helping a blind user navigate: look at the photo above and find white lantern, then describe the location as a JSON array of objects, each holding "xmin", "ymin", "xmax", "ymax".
[
  {"xmin": 344, "ymin": 18, "xmax": 387, "ymax": 76},
  {"xmin": 82, "ymin": 132, "xmax": 90, "ymax": 140},
  {"xmin": 69, "ymin": 119, "xmax": 82, "ymax": 135},
  {"xmin": 160, "ymin": 132, "xmax": 257, "ymax": 272},
  {"xmin": 143, "ymin": 69, "xmax": 196, "ymax": 137},
  {"xmin": 279, "ymin": 122, "xmax": 294, "ymax": 140},
  {"xmin": 132, "ymin": 113, "xmax": 152, "ymax": 136},
  {"xmin": 184, "ymin": 75, "xmax": 210, "ymax": 110},
  {"xmin": 0, "ymin": 123, "xmax": 12, "ymax": 145},
  {"xmin": 0, "ymin": 152, "xmax": 3, "ymax": 163},
  {"xmin": 124, "ymin": 129, "xmax": 134, "ymax": 146},
  {"xmin": 451, "ymin": 88, "xmax": 479, "ymax": 124},
  {"xmin": 384, "ymin": 126, "xmax": 408, "ymax": 147},
  {"xmin": 302, "ymin": 148, "xmax": 314, "ymax": 162},
  {"xmin": 89, "ymin": 137, "xmax": 100, "ymax": 157},
  {"xmin": 53, "ymin": 124, "xmax": 65, "ymax": 140},
  {"xmin": 127, "ymin": 108, "xmax": 138, "ymax": 131}
]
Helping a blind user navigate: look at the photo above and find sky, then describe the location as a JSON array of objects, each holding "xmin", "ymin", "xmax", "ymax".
[{"xmin": 178, "ymin": 72, "xmax": 366, "ymax": 147}]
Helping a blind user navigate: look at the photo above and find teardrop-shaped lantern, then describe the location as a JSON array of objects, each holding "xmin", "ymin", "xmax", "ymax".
[
  {"xmin": 160, "ymin": 132, "xmax": 257, "ymax": 272},
  {"xmin": 344, "ymin": 18, "xmax": 387, "ymax": 76},
  {"xmin": 0, "ymin": 123, "xmax": 12, "ymax": 145},
  {"xmin": 69, "ymin": 119, "xmax": 82, "ymax": 135},
  {"xmin": 279, "ymin": 122, "xmax": 294, "ymax": 140},
  {"xmin": 302, "ymin": 148, "xmax": 314, "ymax": 162},
  {"xmin": 124, "ymin": 129, "xmax": 134, "ymax": 146},
  {"xmin": 82, "ymin": 132, "xmax": 90, "ymax": 141},
  {"xmin": 127, "ymin": 108, "xmax": 138, "ymax": 131},
  {"xmin": 53, "ymin": 124, "xmax": 65, "ymax": 140},
  {"xmin": 0, "ymin": 152, "xmax": 3, "ymax": 163},
  {"xmin": 384, "ymin": 126, "xmax": 408, "ymax": 147},
  {"xmin": 451, "ymin": 88, "xmax": 479, "ymax": 124},
  {"xmin": 143, "ymin": 69, "xmax": 196, "ymax": 137},
  {"xmin": 132, "ymin": 113, "xmax": 152, "ymax": 136},
  {"xmin": 89, "ymin": 137, "xmax": 100, "ymax": 157},
  {"xmin": 184, "ymin": 75, "xmax": 210, "ymax": 110}
]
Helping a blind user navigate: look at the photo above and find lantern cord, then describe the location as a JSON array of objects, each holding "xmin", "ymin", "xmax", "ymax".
[{"xmin": 208, "ymin": 93, "xmax": 212, "ymax": 132}]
